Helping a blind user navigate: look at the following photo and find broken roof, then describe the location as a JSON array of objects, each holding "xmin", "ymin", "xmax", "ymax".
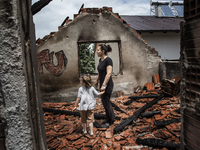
[{"xmin": 120, "ymin": 15, "xmax": 184, "ymax": 33}]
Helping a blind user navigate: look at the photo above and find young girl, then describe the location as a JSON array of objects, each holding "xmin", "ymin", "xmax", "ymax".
[{"xmin": 73, "ymin": 74, "xmax": 105, "ymax": 136}]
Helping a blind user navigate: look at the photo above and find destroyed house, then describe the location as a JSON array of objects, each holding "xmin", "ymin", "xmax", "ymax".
[
  {"xmin": 36, "ymin": 7, "xmax": 161, "ymax": 99},
  {"xmin": 1, "ymin": 0, "xmax": 200, "ymax": 149}
]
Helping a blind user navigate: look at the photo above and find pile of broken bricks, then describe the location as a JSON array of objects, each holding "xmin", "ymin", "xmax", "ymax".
[{"xmin": 43, "ymin": 74, "xmax": 181, "ymax": 150}]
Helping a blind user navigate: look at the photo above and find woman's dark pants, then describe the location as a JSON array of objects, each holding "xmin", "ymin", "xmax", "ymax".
[{"xmin": 101, "ymin": 92, "xmax": 115, "ymax": 124}]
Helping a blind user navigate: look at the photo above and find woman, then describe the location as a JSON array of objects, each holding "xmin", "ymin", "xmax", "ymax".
[{"xmin": 94, "ymin": 44, "xmax": 115, "ymax": 128}]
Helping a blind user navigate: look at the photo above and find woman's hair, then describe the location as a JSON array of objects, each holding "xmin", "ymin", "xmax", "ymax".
[
  {"xmin": 98, "ymin": 44, "xmax": 112, "ymax": 55},
  {"xmin": 82, "ymin": 74, "xmax": 92, "ymax": 88}
]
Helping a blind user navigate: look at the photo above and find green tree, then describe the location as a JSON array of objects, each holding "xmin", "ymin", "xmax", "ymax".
[{"xmin": 79, "ymin": 43, "xmax": 95, "ymax": 74}]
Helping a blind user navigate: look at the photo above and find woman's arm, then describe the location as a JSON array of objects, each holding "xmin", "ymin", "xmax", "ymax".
[
  {"xmin": 94, "ymin": 73, "xmax": 99, "ymax": 89},
  {"xmin": 100, "ymin": 65, "xmax": 112, "ymax": 91}
]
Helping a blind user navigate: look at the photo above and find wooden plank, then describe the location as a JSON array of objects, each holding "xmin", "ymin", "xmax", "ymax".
[
  {"xmin": 184, "ymin": 109, "xmax": 200, "ymax": 122},
  {"xmin": 184, "ymin": 129, "xmax": 200, "ymax": 150},
  {"xmin": 184, "ymin": 122, "xmax": 200, "ymax": 139},
  {"xmin": 184, "ymin": 137, "xmax": 197, "ymax": 150}
]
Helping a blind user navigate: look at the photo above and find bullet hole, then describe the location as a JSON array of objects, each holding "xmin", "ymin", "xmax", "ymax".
[
  {"xmin": 66, "ymin": 36, "xmax": 69, "ymax": 39},
  {"xmin": 93, "ymin": 19, "xmax": 96, "ymax": 22}
]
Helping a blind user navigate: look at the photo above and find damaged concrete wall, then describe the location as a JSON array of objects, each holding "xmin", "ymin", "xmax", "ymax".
[
  {"xmin": 0, "ymin": 0, "xmax": 46, "ymax": 149},
  {"xmin": 37, "ymin": 10, "xmax": 161, "ymax": 99}
]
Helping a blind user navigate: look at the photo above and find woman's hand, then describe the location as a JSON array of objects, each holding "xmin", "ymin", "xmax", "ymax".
[
  {"xmin": 94, "ymin": 80, "xmax": 98, "ymax": 89},
  {"xmin": 100, "ymin": 85, "xmax": 106, "ymax": 91}
]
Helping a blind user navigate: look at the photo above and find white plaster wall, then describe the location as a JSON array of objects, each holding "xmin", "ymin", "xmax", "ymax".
[{"xmin": 140, "ymin": 32, "xmax": 180, "ymax": 60}]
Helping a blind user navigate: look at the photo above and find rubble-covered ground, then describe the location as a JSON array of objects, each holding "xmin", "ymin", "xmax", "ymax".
[{"xmin": 43, "ymin": 79, "xmax": 181, "ymax": 150}]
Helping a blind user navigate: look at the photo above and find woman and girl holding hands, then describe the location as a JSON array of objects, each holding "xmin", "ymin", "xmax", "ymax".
[{"xmin": 73, "ymin": 44, "xmax": 115, "ymax": 136}]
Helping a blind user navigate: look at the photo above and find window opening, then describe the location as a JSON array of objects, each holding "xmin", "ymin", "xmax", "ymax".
[{"xmin": 78, "ymin": 42, "xmax": 121, "ymax": 76}]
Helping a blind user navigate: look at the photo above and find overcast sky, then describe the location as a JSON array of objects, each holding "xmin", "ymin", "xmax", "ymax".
[{"xmin": 32, "ymin": 0, "xmax": 182, "ymax": 39}]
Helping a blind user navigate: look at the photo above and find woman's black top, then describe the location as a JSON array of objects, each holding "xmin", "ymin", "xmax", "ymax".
[{"xmin": 97, "ymin": 57, "xmax": 114, "ymax": 93}]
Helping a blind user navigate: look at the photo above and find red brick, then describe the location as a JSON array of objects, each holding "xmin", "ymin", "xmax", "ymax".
[
  {"xmin": 67, "ymin": 147, "xmax": 77, "ymax": 150},
  {"xmin": 74, "ymin": 14, "xmax": 79, "ymax": 19},
  {"xmin": 105, "ymin": 131, "xmax": 112, "ymax": 139},
  {"xmin": 113, "ymin": 142, "xmax": 121, "ymax": 149},
  {"xmin": 54, "ymin": 124, "xmax": 63, "ymax": 132},
  {"xmin": 153, "ymin": 74, "xmax": 160, "ymax": 85},
  {"xmin": 66, "ymin": 19, "xmax": 72, "ymax": 25},
  {"xmin": 100, "ymin": 144, "xmax": 108, "ymax": 150},
  {"xmin": 80, "ymin": 147, "xmax": 90, "ymax": 150},
  {"xmin": 58, "ymin": 26, "xmax": 62, "ymax": 30},
  {"xmin": 144, "ymin": 82, "xmax": 155, "ymax": 91},
  {"xmin": 72, "ymin": 137, "xmax": 85, "ymax": 145},
  {"xmin": 85, "ymin": 137, "xmax": 100, "ymax": 147},
  {"xmin": 119, "ymin": 140, "xmax": 126, "ymax": 145},
  {"xmin": 74, "ymin": 144, "xmax": 83, "ymax": 149},
  {"xmin": 67, "ymin": 127, "xmax": 75, "ymax": 134},
  {"xmin": 101, "ymin": 138, "xmax": 107, "ymax": 144},
  {"xmin": 113, "ymin": 13, "xmax": 119, "ymax": 19},
  {"xmin": 114, "ymin": 135, "xmax": 123, "ymax": 141},
  {"xmin": 66, "ymin": 134, "xmax": 82, "ymax": 141},
  {"xmin": 81, "ymin": 8, "xmax": 87, "ymax": 13},
  {"xmin": 158, "ymin": 100, "xmax": 170, "ymax": 105}
]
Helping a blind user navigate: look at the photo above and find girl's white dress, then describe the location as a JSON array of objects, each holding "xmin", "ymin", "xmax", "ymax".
[{"xmin": 77, "ymin": 86, "xmax": 99, "ymax": 111}]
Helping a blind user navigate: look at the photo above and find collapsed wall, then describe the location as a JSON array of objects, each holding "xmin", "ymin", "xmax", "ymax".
[{"xmin": 36, "ymin": 7, "xmax": 161, "ymax": 101}]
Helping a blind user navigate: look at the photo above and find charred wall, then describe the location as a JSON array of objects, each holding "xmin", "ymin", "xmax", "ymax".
[
  {"xmin": 181, "ymin": 0, "xmax": 200, "ymax": 149},
  {"xmin": 159, "ymin": 61, "xmax": 181, "ymax": 81},
  {"xmin": 0, "ymin": 0, "xmax": 46, "ymax": 149}
]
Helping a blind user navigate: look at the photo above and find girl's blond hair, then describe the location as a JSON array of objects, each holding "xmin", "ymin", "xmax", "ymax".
[{"xmin": 82, "ymin": 74, "xmax": 92, "ymax": 88}]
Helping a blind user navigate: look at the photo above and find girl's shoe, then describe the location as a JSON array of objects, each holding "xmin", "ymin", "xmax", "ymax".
[
  {"xmin": 88, "ymin": 131, "xmax": 93, "ymax": 136},
  {"xmin": 82, "ymin": 129, "xmax": 87, "ymax": 134}
]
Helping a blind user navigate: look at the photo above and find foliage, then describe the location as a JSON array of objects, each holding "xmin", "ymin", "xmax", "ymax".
[{"xmin": 79, "ymin": 43, "xmax": 95, "ymax": 74}]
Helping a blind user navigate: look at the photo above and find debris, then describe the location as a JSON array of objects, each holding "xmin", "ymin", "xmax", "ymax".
[
  {"xmin": 134, "ymin": 86, "xmax": 141, "ymax": 93},
  {"xmin": 31, "ymin": 0, "xmax": 53, "ymax": 15},
  {"xmin": 61, "ymin": 16, "xmax": 69, "ymax": 26},
  {"xmin": 42, "ymin": 75, "xmax": 181, "ymax": 150},
  {"xmin": 128, "ymin": 94, "xmax": 160, "ymax": 100},
  {"xmin": 113, "ymin": 94, "xmax": 165, "ymax": 133},
  {"xmin": 154, "ymin": 118, "xmax": 181, "ymax": 127},
  {"xmin": 124, "ymin": 94, "xmax": 160, "ymax": 105},
  {"xmin": 141, "ymin": 110, "xmax": 161, "ymax": 118},
  {"xmin": 161, "ymin": 77, "xmax": 181, "ymax": 96},
  {"xmin": 136, "ymin": 137, "xmax": 180, "ymax": 149},
  {"xmin": 175, "ymin": 108, "xmax": 181, "ymax": 113},
  {"xmin": 93, "ymin": 122, "xmax": 101, "ymax": 128},
  {"xmin": 111, "ymin": 102, "xmax": 125, "ymax": 113},
  {"xmin": 43, "ymin": 107, "xmax": 121, "ymax": 120}
]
